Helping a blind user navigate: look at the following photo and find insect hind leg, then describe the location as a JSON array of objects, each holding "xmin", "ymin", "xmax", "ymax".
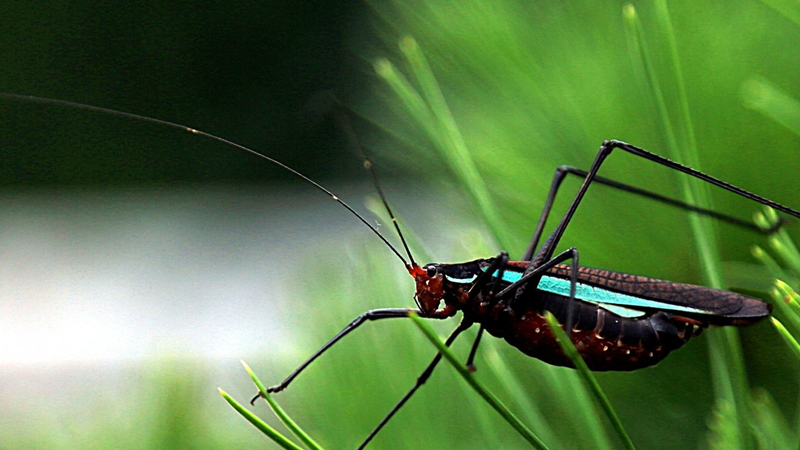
[{"xmin": 523, "ymin": 163, "xmax": 788, "ymax": 262}]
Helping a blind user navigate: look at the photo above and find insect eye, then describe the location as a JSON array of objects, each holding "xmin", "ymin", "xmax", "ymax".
[{"xmin": 426, "ymin": 266, "xmax": 437, "ymax": 277}]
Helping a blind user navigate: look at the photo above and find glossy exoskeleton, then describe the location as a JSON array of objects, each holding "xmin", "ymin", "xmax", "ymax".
[{"xmin": 415, "ymin": 258, "xmax": 769, "ymax": 372}]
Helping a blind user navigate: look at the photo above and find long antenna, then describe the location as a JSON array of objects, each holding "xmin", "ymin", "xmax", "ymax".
[
  {"xmin": 0, "ymin": 92, "xmax": 411, "ymax": 269},
  {"xmin": 334, "ymin": 112, "xmax": 418, "ymax": 269}
]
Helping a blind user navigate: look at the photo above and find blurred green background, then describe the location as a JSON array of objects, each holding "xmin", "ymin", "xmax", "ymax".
[{"xmin": 2, "ymin": 0, "xmax": 800, "ymax": 449}]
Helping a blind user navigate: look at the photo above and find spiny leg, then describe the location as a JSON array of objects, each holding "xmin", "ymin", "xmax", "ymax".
[
  {"xmin": 465, "ymin": 326, "xmax": 484, "ymax": 371},
  {"xmin": 500, "ymin": 247, "xmax": 581, "ymax": 334},
  {"xmin": 465, "ymin": 252, "xmax": 510, "ymax": 370},
  {"xmin": 522, "ymin": 164, "xmax": 787, "ymax": 261},
  {"xmin": 610, "ymin": 140, "xmax": 800, "ymax": 220},
  {"xmin": 489, "ymin": 254, "xmax": 511, "ymax": 298},
  {"xmin": 495, "ymin": 247, "xmax": 581, "ymax": 337},
  {"xmin": 564, "ymin": 247, "xmax": 579, "ymax": 336},
  {"xmin": 358, "ymin": 319, "xmax": 473, "ymax": 450},
  {"xmin": 466, "ymin": 251, "xmax": 509, "ymax": 299},
  {"xmin": 251, "ymin": 308, "xmax": 424, "ymax": 404},
  {"xmin": 497, "ymin": 247, "xmax": 580, "ymax": 300}
]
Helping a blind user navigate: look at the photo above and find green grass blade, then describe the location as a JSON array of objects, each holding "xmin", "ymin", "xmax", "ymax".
[
  {"xmin": 776, "ymin": 280, "xmax": 800, "ymax": 318},
  {"xmin": 407, "ymin": 312, "xmax": 550, "ymax": 450},
  {"xmin": 622, "ymin": 5, "xmax": 680, "ymax": 178},
  {"xmin": 769, "ymin": 282, "xmax": 800, "ymax": 339},
  {"xmin": 562, "ymin": 374, "xmax": 615, "ymax": 450},
  {"xmin": 771, "ymin": 317, "xmax": 800, "ymax": 360},
  {"xmin": 752, "ymin": 245, "xmax": 791, "ymax": 284},
  {"xmin": 651, "ymin": 0, "xmax": 724, "ymax": 285},
  {"xmin": 218, "ymin": 389, "xmax": 305, "ymax": 450},
  {"xmin": 374, "ymin": 58, "xmax": 443, "ymax": 147},
  {"xmin": 623, "ymin": 4, "xmax": 723, "ymax": 281},
  {"xmin": 706, "ymin": 400, "xmax": 740, "ymax": 450},
  {"xmin": 653, "ymin": 0, "xmax": 699, "ymax": 163},
  {"xmin": 770, "ymin": 235, "xmax": 800, "ymax": 275},
  {"xmin": 756, "ymin": 208, "xmax": 800, "ymax": 273},
  {"xmin": 755, "ymin": 0, "xmax": 800, "ymax": 30},
  {"xmin": 754, "ymin": 208, "xmax": 800, "ymax": 333},
  {"xmin": 479, "ymin": 348, "xmax": 561, "ymax": 447},
  {"xmin": 393, "ymin": 37, "xmax": 513, "ymax": 250},
  {"xmin": 625, "ymin": 4, "xmax": 751, "ymax": 447},
  {"xmin": 748, "ymin": 389, "xmax": 798, "ymax": 450},
  {"xmin": 742, "ymin": 78, "xmax": 800, "ymax": 136},
  {"xmin": 543, "ymin": 312, "xmax": 636, "ymax": 450},
  {"xmin": 242, "ymin": 361, "xmax": 324, "ymax": 450}
]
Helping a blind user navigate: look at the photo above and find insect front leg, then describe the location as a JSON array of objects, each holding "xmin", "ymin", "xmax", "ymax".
[
  {"xmin": 252, "ymin": 307, "xmax": 434, "ymax": 404},
  {"xmin": 465, "ymin": 251, "xmax": 510, "ymax": 370},
  {"xmin": 497, "ymin": 247, "xmax": 581, "ymax": 335}
]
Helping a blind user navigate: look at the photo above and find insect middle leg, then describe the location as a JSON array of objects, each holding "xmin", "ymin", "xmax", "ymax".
[{"xmin": 358, "ymin": 318, "xmax": 473, "ymax": 450}]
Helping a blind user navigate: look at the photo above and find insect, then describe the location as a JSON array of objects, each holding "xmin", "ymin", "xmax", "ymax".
[
  {"xmin": 259, "ymin": 140, "xmax": 797, "ymax": 449},
  {"xmin": 3, "ymin": 93, "xmax": 798, "ymax": 449}
]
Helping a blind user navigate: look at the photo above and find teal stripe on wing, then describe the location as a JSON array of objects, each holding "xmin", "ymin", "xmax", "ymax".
[{"xmin": 479, "ymin": 267, "xmax": 708, "ymax": 317}]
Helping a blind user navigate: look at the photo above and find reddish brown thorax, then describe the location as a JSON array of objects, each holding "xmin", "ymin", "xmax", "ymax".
[{"xmin": 408, "ymin": 264, "xmax": 445, "ymax": 317}]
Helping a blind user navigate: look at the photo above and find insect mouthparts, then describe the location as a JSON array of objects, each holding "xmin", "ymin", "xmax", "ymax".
[{"xmin": 407, "ymin": 264, "xmax": 425, "ymax": 277}]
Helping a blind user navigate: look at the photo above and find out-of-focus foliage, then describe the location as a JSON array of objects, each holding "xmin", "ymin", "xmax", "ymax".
[
  {"xmin": 341, "ymin": 0, "xmax": 800, "ymax": 449},
  {"xmin": 4, "ymin": 0, "xmax": 800, "ymax": 449}
]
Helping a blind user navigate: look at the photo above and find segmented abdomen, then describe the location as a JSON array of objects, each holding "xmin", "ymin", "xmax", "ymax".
[{"xmin": 483, "ymin": 292, "xmax": 696, "ymax": 371}]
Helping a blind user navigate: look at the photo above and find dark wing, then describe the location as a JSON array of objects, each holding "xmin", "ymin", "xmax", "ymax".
[{"xmin": 543, "ymin": 264, "xmax": 770, "ymax": 326}]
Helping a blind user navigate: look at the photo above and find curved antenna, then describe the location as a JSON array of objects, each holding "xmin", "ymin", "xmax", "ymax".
[
  {"xmin": 334, "ymin": 112, "xmax": 418, "ymax": 269},
  {"xmin": 0, "ymin": 92, "xmax": 411, "ymax": 269}
]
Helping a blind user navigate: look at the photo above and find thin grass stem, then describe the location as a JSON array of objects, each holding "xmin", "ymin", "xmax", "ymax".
[
  {"xmin": 242, "ymin": 361, "xmax": 324, "ymax": 450},
  {"xmin": 391, "ymin": 37, "xmax": 513, "ymax": 250},
  {"xmin": 408, "ymin": 312, "xmax": 550, "ymax": 450},
  {"xmin": 771, "ymin": 318, "xmax": 800, "ymax": 360},
  {"xmin": 624, "ymin": 4, "xmax": 752, "ymax": 447},
  {"xmin": 757, "ymin": 0, "xmax": 800, "ymax": 27},
  {"xmin": 742, "ymin": 78, "xmax": 800, "ymax": 137},
  {"xmin": 752, "ymin": 245, "xmax": 790, "ymax": 284},
  {"xmin": 543, "ymin": 312, "xmax": 636, "ymax": 450},
  {"xmin": 218, "ymin": 389, "xmax": 306, "ymax": 450}
]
